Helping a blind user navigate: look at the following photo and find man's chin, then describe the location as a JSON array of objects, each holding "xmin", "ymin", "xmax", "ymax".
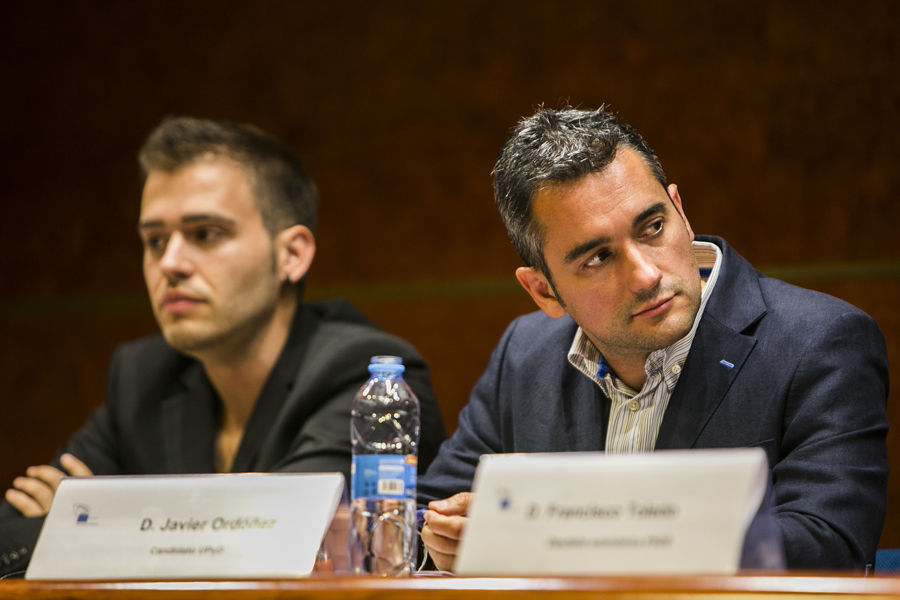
[
  {"xmin": 655, "ymin": 318, "xmax": 695, "ymax": 347},
  {"xmin": 159, "ymin": 326, "xmax": 218, "ymax": 355},
  {"xmin": 628, "ymin": 311, "xmax": 696, "ymax": 351}
]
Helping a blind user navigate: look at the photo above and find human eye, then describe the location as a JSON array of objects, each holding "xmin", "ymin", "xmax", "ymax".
[
  {"xmin": 640, "ymin": 217, "xmax": 664, "ymax": 238},
  {"xmin": 583, "ymin": 247, "xmax": 612, "ymax": 269},
  {"xmin": 141, "ymin": 232, "xmax": 168, "ymax": 254},
  {"xmin": 188, "ymin": 226, "xmax": 225, "ymax": 246}
]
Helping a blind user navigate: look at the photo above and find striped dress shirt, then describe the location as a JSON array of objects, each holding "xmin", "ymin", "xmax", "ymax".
[{"xmin": 566, "ymin": 241, "xmax": 722, "ymax": 453}]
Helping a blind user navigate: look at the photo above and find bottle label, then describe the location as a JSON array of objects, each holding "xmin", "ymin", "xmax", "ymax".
[{"xmin": 351, "ymin": 454, "xmax": 417, "ymax": 500}]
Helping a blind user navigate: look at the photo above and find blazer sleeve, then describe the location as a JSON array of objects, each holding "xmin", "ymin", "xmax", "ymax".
[
  {"xmin": 0, "ymin": 345, "xmax": 132, "ymax": 578},
  {"xmin": 0, "ymin": 514, "xmax": 43, "ymax": 578},
  {"xmin": 773, "ymin": 310, "xmax": 889, "ymax": 570},
  {"xmin": 56, "ymin": 345, "xmax": 128, "ymax": 475},
  {"xmin": 417, "ymin": 319, "xmax": 515, "ymax": 505}
]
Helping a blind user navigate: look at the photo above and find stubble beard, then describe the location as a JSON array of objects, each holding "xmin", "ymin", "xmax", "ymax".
[
  {"xmin": 583, "ymin": 275, "xmax": 702, "ymax": 363},
  {"xmin": 153, "ymin": 246, "xmax": 282, "ymax": 359},
  {"xmin": 157, "ymin": 310, "xmax": 226, "ymax": 357}
]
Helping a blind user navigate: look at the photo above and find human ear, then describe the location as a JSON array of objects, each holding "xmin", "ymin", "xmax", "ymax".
[
  {"xmin": 667, "ymin": 183, "xmax": 694, "ymax": 241},
  {"xmin": 276, "ymin": 225, "xmax": 316, "ymax": 284},
  {"xmin": 515, "ymin": 266, "xmax": 567, "ymax": 319}
]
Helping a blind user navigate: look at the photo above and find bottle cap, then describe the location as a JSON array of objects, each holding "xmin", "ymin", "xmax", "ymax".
[
  {"xmin": 369, "ymin": 355, "xmax": 402, "ymax": 365},
  {"xmin": 368, "ymin": 355, "xmax": 405, "ymax": 376}
]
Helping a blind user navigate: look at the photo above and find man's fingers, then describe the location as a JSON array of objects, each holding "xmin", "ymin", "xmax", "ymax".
[
  {"xmin": 427, "ymin": 491, "xmax": 473, "ymax": 516},
  {"xmin": 422, "ymin": 510, "xmax": 467, "ymax": 541},
  {"xmin": 13, "ymin": 474, "xmax": 58, "ymax": 508},
  {"xmin": 4, "ymin": 457, "xmax": 92, "ymax": 519},
  {"xmin": 427, "ymin": 547, "xmax": 457, "ymax": 572},
  {"xmin": 6, "ymin": 484, "xmax": 51, "ymax": 517},
  {"xmin": 421, "ymin": 511, "xmax": 468, "ymax": 572},
  {"xmin": 421, "ymin": 523, "xmax": 462, "ymax": 555},
  {"xmin": 422, "ymin": 494, "xmax": 472, "ymax": 573},
  {"xmin": 25, "ymin": 464, "xmax": 67, "ymax": 492},
  {"xmin": 60, "ymin": 453, "xmax": 94, "ymax": 477}
]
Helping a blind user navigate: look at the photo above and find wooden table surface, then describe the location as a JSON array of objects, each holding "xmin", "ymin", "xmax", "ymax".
[{"xmin": 2, "ymin": 573, "xmax": 900, "ymax": 599}]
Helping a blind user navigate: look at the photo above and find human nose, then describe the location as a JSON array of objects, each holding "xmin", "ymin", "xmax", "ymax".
[
  {"xmin": 157, "ymin": 232, "xmax": 193, "ymax": 280},
  {"xmin": 622, "ymin": 242, "xmax": 661, "ymax": 293}
]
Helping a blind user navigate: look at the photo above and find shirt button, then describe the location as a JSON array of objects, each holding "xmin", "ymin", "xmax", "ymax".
[
  {"xmin": 671, "ymin": 364, "xmax": 682, "ymax": 374},
  {"xmin": 627, "ymin": 400, "xmax": 640, "ymax": 412}
]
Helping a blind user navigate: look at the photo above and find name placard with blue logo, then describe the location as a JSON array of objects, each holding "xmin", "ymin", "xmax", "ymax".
[
  {"xmin": 455, "ymin": 448, "xmax": 768, "ymax": 575},
  {"xmin": 25, "ymin": 472, "xmax": 344, "ymax": 580}
]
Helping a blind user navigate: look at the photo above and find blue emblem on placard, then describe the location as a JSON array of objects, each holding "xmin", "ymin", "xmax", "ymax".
[
  {"xmin": 73, "ymin": 504, "xmax": 90, "ymax": 524},
  {"xmin": 499, "ymin": 489, "xmax": 512, "ymax": 511}
]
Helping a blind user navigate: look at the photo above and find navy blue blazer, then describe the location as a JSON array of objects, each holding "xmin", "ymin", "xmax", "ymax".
[{"xmin": 419, "ymin": 236, "xmax": 889, "ymax": 571}]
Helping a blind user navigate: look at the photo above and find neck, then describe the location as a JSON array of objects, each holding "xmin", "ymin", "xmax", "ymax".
[
  {"xmin": 586, "ymin": 333, "xmax": 650, "ymax": 391},
  {"xmin": 200, "ymin": 292, "xmax": 299, "ymax": 432},
  {"xmin": 606, "ymin": 357, "xmax": 648, "ymax": 391}
]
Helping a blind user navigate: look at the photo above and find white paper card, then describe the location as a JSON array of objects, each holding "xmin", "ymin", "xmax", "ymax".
[
  {"xmin": 455, "ymin": 448, "xmax": 767, "ymax": 575},
  {"xmin": 26, "ymin": 472, "xmax": 344, "ymax": 580}
]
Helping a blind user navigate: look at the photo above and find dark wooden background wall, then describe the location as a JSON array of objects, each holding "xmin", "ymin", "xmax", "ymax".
[{"xmin": 1, "ymin": 1, "xmax": 898, "ymax": 548}]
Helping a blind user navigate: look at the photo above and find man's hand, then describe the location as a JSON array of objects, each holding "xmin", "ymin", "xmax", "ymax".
[
  {"xmin": 4, "ymin": 453, "xmax": 93, "ymax": 517},
  {"xmin": 421, "ymin": 491, "xmax": 473, "ymax": 572}
]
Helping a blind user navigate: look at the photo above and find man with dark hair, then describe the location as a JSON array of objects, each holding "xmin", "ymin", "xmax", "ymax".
[
  {"xmin": 419, "ymin": 106, "xmax": 888, "ymax": 571},
  {"xmin": 0, "ymin": 117, "xmax": 445, "ymax": 576}
]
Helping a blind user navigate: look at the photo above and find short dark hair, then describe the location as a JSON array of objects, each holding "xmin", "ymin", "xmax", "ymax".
[
  {"xmin": 138, "ymin": 117, "xmax": 317, "ymax": 236},
  {"xmin": 493, "ymin": 106, "xmax": 665, "ymax": 276}
]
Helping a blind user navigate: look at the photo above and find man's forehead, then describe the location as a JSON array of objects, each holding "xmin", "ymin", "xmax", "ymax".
[
  {"xmin": 143, "ymin": 158, "xmax": 249, "ymax": 194},
  {"xmin": 533, "ymin": 174, "xmax": 666, "ymax": 226},
  {"xmin": 139, "ymin": 160, "xmax": 259, "ymax": 223},
  {"xmin": 531, "ymin": 154, "xmax": 673, "ymax": 256}
]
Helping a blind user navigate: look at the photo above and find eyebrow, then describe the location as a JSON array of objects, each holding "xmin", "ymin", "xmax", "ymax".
[
  {"xmin": 138, "ymin": 214, "xmax": 237, "ymax": 231},
  {"xmin": 562, "ymin": 201, "xmax": 668, "ymax": 264}
]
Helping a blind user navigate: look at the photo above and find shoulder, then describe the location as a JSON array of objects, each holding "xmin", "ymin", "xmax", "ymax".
[
  {"xmin": 760, "ymin": 277, "xmax": 866, "ymax": 320},
  {"xmin": 755, "ymin": 278, "xmax": 885, "ymax": 359},
  {"xmin": 704, "ymin": 235, "xmax": 881, "ymax": 337},
  {"xmin": 303, "ymin": 298, "xmax": 422, "ymax": 356},
  {"xmin": 503, "ymin": 309, "xmax": 578, "ymax": 345},
  {"xmin": 284, "ymin": 300, "xmax": 439, "ymax": 424},
  {"xmin": 491, "ymin": 309, "xmax": 578, "ymax": 370}
]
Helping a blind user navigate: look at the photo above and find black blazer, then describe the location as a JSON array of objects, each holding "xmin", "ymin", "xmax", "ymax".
[
  {"xmin": 419, "ymin": 236, "xmax": 889, "ymax": 571},
  {"xmin": 0, "ymin": 298, "xmax": 445, "ymax": 577}
]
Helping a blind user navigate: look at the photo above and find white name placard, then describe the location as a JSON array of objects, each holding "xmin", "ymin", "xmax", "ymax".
[
  {"xmin": 26, "ymin": 472, "xmax": 345, "ymax": 580},
  {"xmin": 455, "ymin": 448, "xmax": 767, "ymax": 575}
]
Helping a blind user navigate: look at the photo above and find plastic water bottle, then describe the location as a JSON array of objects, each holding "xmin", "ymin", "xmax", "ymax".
[{"xmin": 349, "ymin": 355, "xmax": 420, "ymax": 575}]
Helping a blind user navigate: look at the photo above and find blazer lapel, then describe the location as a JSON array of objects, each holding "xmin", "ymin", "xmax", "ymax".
[
  {"xmin": 230, "ymin": 303, "xmax": 318, "ymax": 472},
  {"xmin": 656, "ymin": 316, "xmax": 756, "ymax": 448},
  {"xmin": 656, "ymin": 236, "xmax": 767, "ymax": 450},
  {"xmin": 160, "ymin": 362, "xmax": 217, "ymax": 473}
]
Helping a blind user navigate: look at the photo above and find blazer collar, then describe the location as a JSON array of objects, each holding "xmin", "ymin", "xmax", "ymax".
[
  {"xmin": 160, "ymin": 362, "xmax": 217, "ymax": 473},
  {"xmin": 655, "ymin": 236, "xmax": 767, "ymax": 449},
  {"xmin": 697, "ymin": 235, "xmax": 767, "ymax": 334},
  {"xmin": 230, "ymin": 302, "xmax": 318, "ymax": 472},
  {"xmin": 158, "ymin": 302, "xmax": 314, "ymax": 473}
]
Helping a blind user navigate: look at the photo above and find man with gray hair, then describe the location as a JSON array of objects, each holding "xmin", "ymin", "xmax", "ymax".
[
  {"xmin": 0, "ymin": 117, "xmax": 445, "ymax": 576},
  {"xmin": 419, "ymin": 106, "xmax": 888, "ymax": 571}
]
